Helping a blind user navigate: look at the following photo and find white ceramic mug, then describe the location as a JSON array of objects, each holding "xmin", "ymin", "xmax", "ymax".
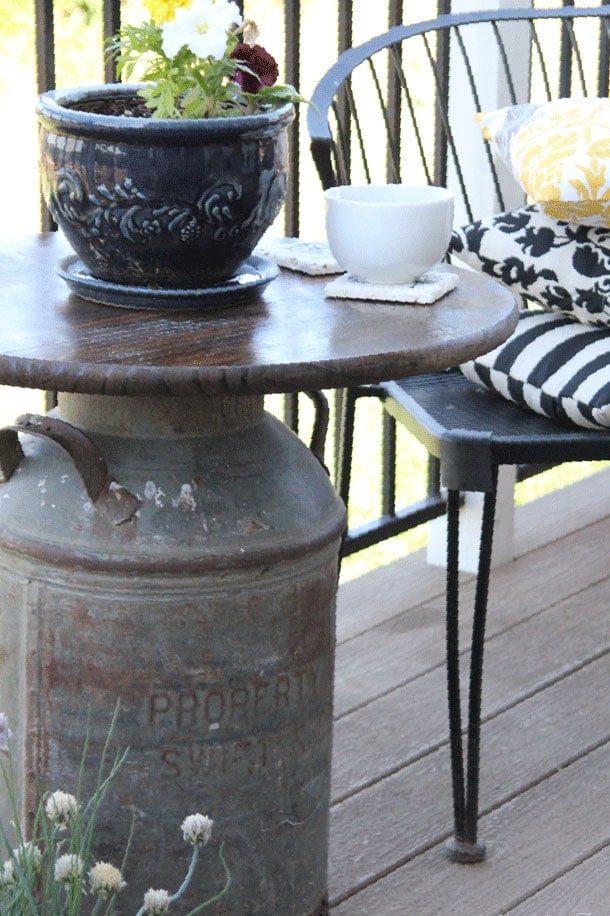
[{"xmin": 324, "ymin": 184, "xmax": 455, "ymax": 285}]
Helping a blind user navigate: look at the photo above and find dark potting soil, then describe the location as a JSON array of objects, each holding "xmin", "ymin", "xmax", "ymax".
[{"xmin": 71, "ymin": 96, "xmax": 152, "ymax": 118}]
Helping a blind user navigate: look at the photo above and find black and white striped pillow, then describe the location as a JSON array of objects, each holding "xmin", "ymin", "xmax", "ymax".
[{"xmin": 460, "ymin": 310, "xmax": 610, "ymax": 429}]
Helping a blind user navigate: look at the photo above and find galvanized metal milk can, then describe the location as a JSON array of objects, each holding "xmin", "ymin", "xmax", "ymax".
[{"xmin": 0, "ymin": 391, "xmax": 345, "ymax": 914}]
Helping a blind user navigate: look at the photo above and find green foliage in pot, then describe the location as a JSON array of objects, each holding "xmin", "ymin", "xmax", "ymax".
[{"xmin": 108, "ymin": 0, "xmax": 303, "ymax": 119}]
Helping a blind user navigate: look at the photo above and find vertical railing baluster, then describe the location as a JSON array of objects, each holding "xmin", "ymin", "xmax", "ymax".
[
  {"xmin": 599, "ymin": 16, "xmax": 610, "ymax": 96},
  {"xmin": 433, "ymin": 17, "xmax": 450, "ymax": 188},
  {"xmin": 383, "ymin": 0, "xmax": 403, "ymax": 519},
  {"xmin": 387, "ymin": 1, "xmax": 403, "ymax": 183},
  {"xmin": 35, "ymin": 0, "xmax": 57, "ymax": 410},
  {"xmin": 35, "ymin": 0, "xmax": 55, "ymax": 232},
  {"xmin": 559, "ymin": 0, "xmax": 575, "ymax": 95},
  {"xmin": 284, "ymin": 0, "xmax": 301, "ymax": 238},
  {"xmin": 381, "ymin": 413, "xmax": 397, "ymax": 519},
  {"xmin": 280, "ymin": 1, "xmax": 301, "ymax": 434},
  {"xmin": 337, "ymin": 0, "xmax": 353, "ymax": 144},
  {"xmin": 35, "ymin": 0, "xmax": 55, "ymax": 93},
  {"xmin": 338, "ymin": 0, "xmax": 353, "ymax": 54},
  {"xmin": 388, "ymin": 0, "xmax": 402, "ymax": 24},
  {"xmin": 331, "ymin": 0, "xmax": 355, "ymax": 483},
  {"xmin": 103, "ymin": 0, "xmax": 121, "ymax": 83},
  {"xmin": 435, "ymin": 0, "xmax": 453, "ymax": 184},
  {"xmin": 428, "ymin": 1, "xmax": 449, "ymax": 535}
]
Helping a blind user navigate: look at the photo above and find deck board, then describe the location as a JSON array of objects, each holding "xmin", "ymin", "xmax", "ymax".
[
  {"xmin": 332, "ymin": 743, "xmax": 610, "ymax": 914},
  {"xmin": 334, "ymin": 519, "xmax": 610, "ymax": 718},
  {"xmin": 331, "ymin": 467, "xmax": 610, "ymax": 913},
  {"xmin": 509, "ymin": 846, "xmax": 610, "ymax": 915},
  {"xmin": 332, "ymin": 580, "xmax": 610, "ymax": 802}
]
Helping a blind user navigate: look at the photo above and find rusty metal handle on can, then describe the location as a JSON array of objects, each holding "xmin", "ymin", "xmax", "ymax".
[
  {"xmin": 0, "ymin": 414, "xmax": 139, "ymax": 523},
  {"xmin": 304, "ymin": 390, "xmax": 329, "ymax": 470}
]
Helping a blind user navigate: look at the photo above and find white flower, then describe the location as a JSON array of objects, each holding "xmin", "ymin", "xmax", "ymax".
[
  {"xmin": 0, "ymin": 712, "xmax": 11, "ymax": 753},
  {"xmin": 181, "ymin": 812, "xmax": 213, "ymax": 846},
  {"xmin": 161, "ymin": 0, "xmax": 242, "ymax": 60},
  {"xmin": 0, "ymin": 859, "xmax": 15, "ymax": 890},
  {"xmin": 14, "ymin": 841, "xmax": 43, "ymax": 874},
  {"xmin": 54, "ymin": 853, "xmax": 84, "ymax": 885},
  {"xmin": 45, "ymin": 790, "xmax": 79, "ymax": 829},
  {"xmin": 89, "ymin": 861, "xmax": 126, "ymax": 899},
  {"xmin": 143, "ymin": 887, "xmax": 171, "ymax": 914}
]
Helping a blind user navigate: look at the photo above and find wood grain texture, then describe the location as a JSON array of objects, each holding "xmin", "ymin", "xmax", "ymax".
[
  {"xmin": 335, "ymin": 466, "xmax": 610, "ymax": 645},
  {"xmin": 0, "ymin": 234, "xmax": 519, "ymax": 396},
  {"xmin": 332, "ymin": 576, "xmax": 610, "ymax": 802},
  {"xmin": 331, "ymin": 472, "xmax": 610, "ymax": 913},
  {"xmin": 509, "ymin": 845, "xmax": 610, "ymax": 915},
  {"xmin": 332, "ymin": 743, "xmax": 610, "ymax": 914},
  {"xmin": 330, "ymin": 663, "xmax": 610, "ymax": 907},
  {"xmin": 333, "ymin": 513, "xmax": 610, "ymax": 718}
]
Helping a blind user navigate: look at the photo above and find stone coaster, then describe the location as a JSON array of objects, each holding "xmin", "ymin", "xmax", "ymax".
[
  {"xmin": 324, "ymin": 267, "xmax": 459, "ymax": 304},
  {"xmin": 254, "ymin": 237, "xmax": 343, "ymax": 275}
]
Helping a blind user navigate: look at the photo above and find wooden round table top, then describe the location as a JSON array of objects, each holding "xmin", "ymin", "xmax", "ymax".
[{"xmin": 0, "ymin": 234, "xmax": 519, "ymax": 397}]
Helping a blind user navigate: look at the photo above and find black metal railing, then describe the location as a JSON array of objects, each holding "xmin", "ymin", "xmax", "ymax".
[{"xmin": 33, "ymin": 0, "xmax": 609, "ymax": 231}]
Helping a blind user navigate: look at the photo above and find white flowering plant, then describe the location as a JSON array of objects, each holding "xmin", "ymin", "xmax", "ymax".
[
  {"xmin": 0, "ymin": 708, "xmax": 230, "ymax": 914},
  {"xmin": 109, "ymin": 0, "xmax": 303, "ymax": 119}
]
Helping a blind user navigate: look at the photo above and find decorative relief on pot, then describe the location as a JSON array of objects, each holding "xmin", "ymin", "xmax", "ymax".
[
  {"xmin": 49, "ymin": 168, "xmax": 286, "ymax": 248},
  {"xmin": 37, "ymin": 87, "xmax": 294, "ymax": 289}
]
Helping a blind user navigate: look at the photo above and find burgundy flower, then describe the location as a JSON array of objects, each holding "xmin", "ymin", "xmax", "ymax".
[{"xmin": 231, "ymin": 43, "xmax": 279, "ymax": 94}]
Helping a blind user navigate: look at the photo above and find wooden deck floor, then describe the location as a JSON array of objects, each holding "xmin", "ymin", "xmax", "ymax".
[{"xmin": 330, "ymin": 468, "xmax": 610, "ymax": 915}]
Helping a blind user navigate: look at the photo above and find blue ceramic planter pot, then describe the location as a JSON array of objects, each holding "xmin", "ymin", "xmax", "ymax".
[{"xmin": 37, "ymin": 84, "xmax": 294, "ymax": 289}]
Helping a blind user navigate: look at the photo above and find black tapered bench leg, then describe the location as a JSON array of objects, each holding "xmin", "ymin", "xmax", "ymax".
[{"xmin": 445, "ymin": 467, "xmax": 499, "ymax": 863}]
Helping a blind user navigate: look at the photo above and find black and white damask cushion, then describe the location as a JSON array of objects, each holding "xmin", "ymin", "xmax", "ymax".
[
  {"xmin": 450, "ymin": 205, "xmax": 610, "ymax": 327},
  {"xmin": 460, "ymin": 309, "xmax": 610, "ymax": 429}
]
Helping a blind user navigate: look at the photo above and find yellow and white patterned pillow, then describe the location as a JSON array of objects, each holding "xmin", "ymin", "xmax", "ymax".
[{"xmin": 478, "ymin": 99, "xmax": 610, "ymax": 227}]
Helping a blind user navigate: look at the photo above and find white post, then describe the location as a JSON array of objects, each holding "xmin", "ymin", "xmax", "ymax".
[
  {"xmin": 445, "ymin": 0, "xmax": 531, "ymax": 224},
  {"xmin": 427, "ymin": 465, "xmax": 516, "ymax": 573}
]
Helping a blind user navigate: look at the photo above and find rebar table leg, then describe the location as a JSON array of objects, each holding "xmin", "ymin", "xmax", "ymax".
[{"xmin": 445, "ymin": 467, "xmax": 498, "ymax": 863}]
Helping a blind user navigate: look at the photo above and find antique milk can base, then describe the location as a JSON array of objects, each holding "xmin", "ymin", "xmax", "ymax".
[
  {"xmin": 57, "ymin": 254, "xmax": 279, "ymax": 310},
  {"xmin": 0, "ymin": 393, "xmax": 345, "ymax": 913}
]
